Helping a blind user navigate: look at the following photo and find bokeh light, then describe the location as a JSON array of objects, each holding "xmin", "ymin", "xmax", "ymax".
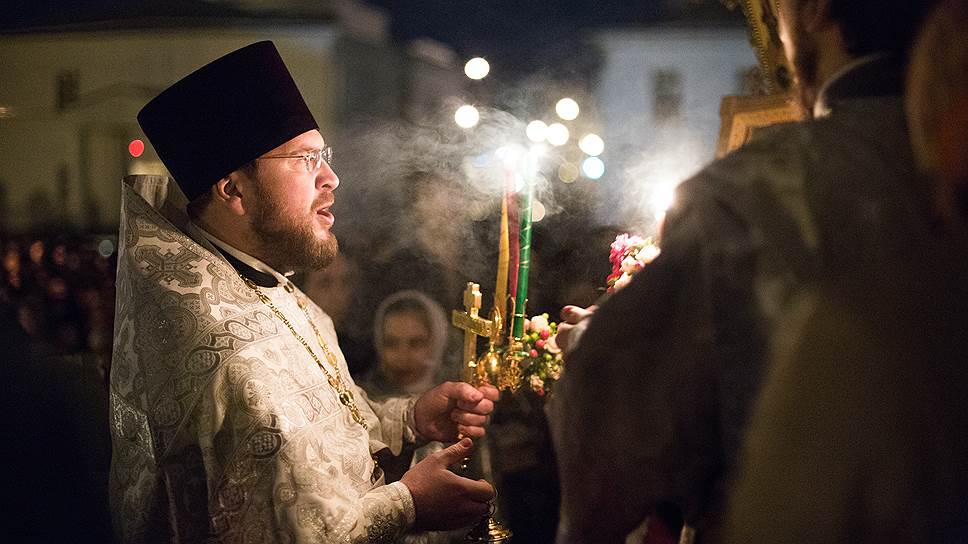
[
  {"xmin": 98, "ymin": 238, "xmax": 116, "ymax": 257},
  {"xmin": 581, "ymin": 156, "xmax": 605, "ymax": 179},
  {"xmin": 128, "ymin": 139, "xmax": 145, "ymax": 158},
  {"xmin": 532, "ymin": 199, "xmax": 547, "ymax": 222},
  {"xmin": 546, "ymin": 123, "xmax": 570, "ymax": 146},
  {"xmin": 526, "ymin": 120, "xmax": 548, "ymax": 143},
  {"xmin": 464, "ymin": 57, "xmax": 490, "ymax": 80},
  {"xmin": 558, "ymin": 162, "xmax": 580, "ymax": 183},
  {"xmin": 454, "ymin": 105, "xmax": 480, "ymax": 128},
  {"xmin": 578, "ymin": 133, "xmax": 605, "ymax": 156},
  {"xmin": 555, "ymin": 98, "xmax": 580, "ymax": 120}
]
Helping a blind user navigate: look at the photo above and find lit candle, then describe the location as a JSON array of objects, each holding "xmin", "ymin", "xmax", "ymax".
[
  {"xmin": 494, "ymin": 190, "xmax": 509, "ymax": 330},
  {"xmin": 507, "ymin": 171, "xmax": 520, "ymax": 306},
  {"xmin": 511, "ymin": 180, "xmax": 533, "ymax": 339}
]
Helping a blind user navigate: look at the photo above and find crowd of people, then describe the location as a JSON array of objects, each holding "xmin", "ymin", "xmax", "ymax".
[
  {"xmin": 1, "ymin": 235, "xmax": 117, "ymax": 364},
  {"xmin": 1, "ymin": 236, "xmax": 116, "ymax": 540},
  {"xmin": 3, "ymin": 0, "xmax": 966, "ymax": 542}
]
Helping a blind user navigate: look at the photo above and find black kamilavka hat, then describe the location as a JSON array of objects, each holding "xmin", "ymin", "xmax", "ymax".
[{"xmin": 138, "ymin": 41, "xmax": 318, "ymax": 201}]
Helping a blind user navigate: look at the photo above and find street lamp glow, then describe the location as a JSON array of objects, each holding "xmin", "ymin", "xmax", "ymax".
[
  {"xmin": 582, "ymin": 156, "xmax": 605, "ymax": 179},
  {"xmin": 578, "ymin": 133, "xmax": 605, "ymax": 156},
  {"xmin": 526, "ymin": 120, "xmax": 548, "ymax": 143},
  {"xmin": 464, "ymin": 57, "xmax": 490, "ymax": 80},
  {"xmin": 556, "ymin": 98, "xmax": 580, "ymax": 120},
  {"xmin": 454, "ymin": 105, "xmax": 480, "ymax": 128},
  {"xmin": 546, "ymin": 123, "xmax": 570, "ymax": 146}
]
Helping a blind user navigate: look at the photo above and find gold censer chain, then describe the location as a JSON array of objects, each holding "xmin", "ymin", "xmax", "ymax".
[{"xmin": 243, "ymin": 277, "xmax": 368, "ymax": 429}]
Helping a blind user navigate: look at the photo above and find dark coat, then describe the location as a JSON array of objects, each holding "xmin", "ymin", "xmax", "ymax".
[{"xmin": 552, "ymin": 56, "xmax": 936, "ymax": 542}]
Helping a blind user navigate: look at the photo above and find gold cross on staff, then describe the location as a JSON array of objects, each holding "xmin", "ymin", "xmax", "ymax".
[{"xmin": 452, "ymin": 282, "xmax": 495, "ymax": 383}]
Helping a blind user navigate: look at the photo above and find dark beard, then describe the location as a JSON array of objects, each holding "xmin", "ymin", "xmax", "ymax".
[{"xmin": 250, "ymin": 182, "xmax": 338, "ymax": 272}]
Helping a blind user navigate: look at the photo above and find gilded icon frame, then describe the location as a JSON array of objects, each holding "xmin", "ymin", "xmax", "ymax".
[{"xmin": 716, "ymin": 0, "xmax": 802, "ymax": 157}]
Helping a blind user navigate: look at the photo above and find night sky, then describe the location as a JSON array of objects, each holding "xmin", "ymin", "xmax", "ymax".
[
  {"xmin": 369, "ymin": 0, "xmax": 727, "ymax": 89},
  {"xmin": 1, "ymin": 0, "xmax": 736, "ymax": 85},
  {"xmin": 368, "ymin": 0, "xmax": 667, "ymax": 53},
  {"xmin": 1, "ymin": 1, "xmax": 688, "ymax": 54}
]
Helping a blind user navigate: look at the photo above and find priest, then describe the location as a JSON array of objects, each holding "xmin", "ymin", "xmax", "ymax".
[{"xmin": 109, "ymin": 41, "xmax": 498, "ymax": 543}]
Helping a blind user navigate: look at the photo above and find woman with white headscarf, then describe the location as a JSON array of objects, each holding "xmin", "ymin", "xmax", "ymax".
[
  {"xmin": 363, "ymin": 289, "xmax": 456, "ymax": 397},
  {"xmin": 360, "ymin": 291, "xmax": 472, "ymax": 544}
]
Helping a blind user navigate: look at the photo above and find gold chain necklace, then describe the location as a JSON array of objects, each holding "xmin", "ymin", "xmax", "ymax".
[{"xmin": 242, "ymin": 277, "xmax": 368, "ymax": 429}]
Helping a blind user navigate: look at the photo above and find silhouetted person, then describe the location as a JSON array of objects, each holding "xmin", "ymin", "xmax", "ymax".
[
  {"xmin": 552, "ymin": 0, "xmax": 941, "ymax": 540},
  {"xmin": 725, "ymin": 2, "xmax": 968, "ymax": 541}
]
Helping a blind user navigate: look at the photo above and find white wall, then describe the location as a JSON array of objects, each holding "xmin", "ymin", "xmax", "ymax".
[
  {"xmin": 591, "ymin": 26, "xmax": 757, "ymax": 232},
  {"xmin": 0, "ymin": 26, "xmax": 337, "ymax": 231}
]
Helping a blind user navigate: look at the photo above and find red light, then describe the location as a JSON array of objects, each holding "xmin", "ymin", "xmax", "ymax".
[{"xmin": 128, "ymin": 139, "xmax": 145, "ymax": 158}]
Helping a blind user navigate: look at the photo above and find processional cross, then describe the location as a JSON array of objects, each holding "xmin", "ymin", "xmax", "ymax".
[
  {"xmin": 452, "ymin": 282, "xmax": 497, "ymax": 386},
  {"xmin": 450, "ymin": 282, "xmax": 513, "ymax": 542}
]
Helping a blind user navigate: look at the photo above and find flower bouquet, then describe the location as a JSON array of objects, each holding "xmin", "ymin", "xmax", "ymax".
[
  {"xmin": 516, "ymin": 313, "xmax": 563, "ymax": 396},
  {"xmin": 606, "ymin": 234, "xmax": 661, "ymax": 293}
]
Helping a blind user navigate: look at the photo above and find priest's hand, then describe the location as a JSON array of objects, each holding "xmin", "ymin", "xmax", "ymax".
[
  {"xmin": 557, "ymin": 304, "xmax": 598, "ymax": 353},
  {"xmin": 401, "ymin": 438, "xmax": 495, "ymax": 530},
  {"xmin": 414, "ymin": 381, "xmax": 499, "ymax": 441}
]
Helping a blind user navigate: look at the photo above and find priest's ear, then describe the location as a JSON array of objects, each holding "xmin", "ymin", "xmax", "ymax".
[
  {"xmin": 210, "ymin": 168, "xmax": 249, "ymax": 217},
  {"xmin": 189, "ymin": 162, "xmax": 254, "ymax": 221}
]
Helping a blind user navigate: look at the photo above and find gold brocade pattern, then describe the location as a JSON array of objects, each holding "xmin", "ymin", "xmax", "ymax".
[{"xmin": 109, "ymin": 175, "xmax": 416, "ymax": 544}]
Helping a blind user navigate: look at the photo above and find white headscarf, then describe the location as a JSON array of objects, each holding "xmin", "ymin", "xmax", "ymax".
[{"xmin": 373, "ymin": 290, "xmax": 449, "ymax": 378}]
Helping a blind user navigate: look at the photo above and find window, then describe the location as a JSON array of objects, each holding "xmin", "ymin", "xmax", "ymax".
[
  {"xmin": 56, "ymin": 70, "xmax": 80, "ymax": 111},
  {"xmin": 653, "ymin": 69, "xmax": 682, "ymax": 122}
]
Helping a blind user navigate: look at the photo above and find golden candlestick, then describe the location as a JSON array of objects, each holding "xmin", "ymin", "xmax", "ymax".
[{"xmin": 451, "ymin": 282, "xmax": 513, "ymax": 543}]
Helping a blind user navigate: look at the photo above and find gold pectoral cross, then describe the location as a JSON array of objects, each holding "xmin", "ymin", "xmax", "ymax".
[{"xmin": 452, "ymin": 282, "xmax": 496, "ymax": 385}]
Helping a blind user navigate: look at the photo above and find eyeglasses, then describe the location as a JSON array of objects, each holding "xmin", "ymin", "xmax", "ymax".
[{"xmin": 257, "ymin": 146, "xmax": 334, "ymax": 173}]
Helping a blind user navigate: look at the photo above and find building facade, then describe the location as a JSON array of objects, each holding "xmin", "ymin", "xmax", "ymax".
[
  {"xmin": 0, "ymin": 0, "xmax": 463, "ymax": 233},
  {"xmin": 590, "ymin": 23, "xmax": 758, "ymax": 231}
]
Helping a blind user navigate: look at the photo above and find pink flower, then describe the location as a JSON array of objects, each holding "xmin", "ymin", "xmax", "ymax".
[
  {"xmin": 610, "ymin": 234, "xmax": 645, "ymax": 259},
  {"xmin": 529, "ymin": 314, "xmax": 549, "ymax": 333},
  {"xmin": 605, "ymin": 234, "xmax": 660, "ymax": 293}
]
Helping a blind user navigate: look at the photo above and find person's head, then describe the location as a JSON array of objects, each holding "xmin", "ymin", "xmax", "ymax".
[
  {"xmin": 777, "ymin": 0, "xmax": 938, "ymax": 113},
  {"xmin": 373, "ymin": 290, "xmax": 448, "ymax": 389},
  {"xmin": 191, "ymin": 129, "xmax": 339, "ymax": 271},
  {"xmin": 907, "ymin": 0, "xmax": 968, "ymax": 227},
  {"xmin": 139, "ymin": 41, "xmax": 338, "ymax": 271}
]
